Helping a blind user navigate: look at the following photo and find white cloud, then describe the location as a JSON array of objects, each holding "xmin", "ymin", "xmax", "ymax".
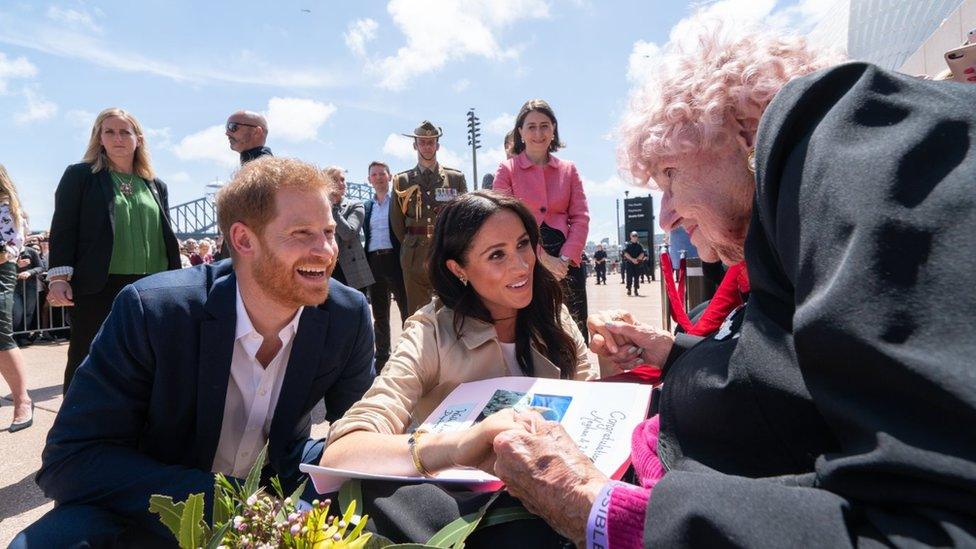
[
  {"xmin": 64, "ymin": 108, "xmax": 94, "ymax": 127},
  {"xmin": 15, "ymin": 86, "xmax": 58, "ymax": 123},
  {"xmin": 265, "ymin": 97, "xmax": 337, "ymax": 142},
  {"xmin": 626, "ymin": 40, "xmax": 661, "ymax": 85},
  {"xmin": 478, "ymin": 145, "xmax": 507, "ymax": 177},
  {"xmin": 171, "ymin": 97, "xmax": 337, "ymax": 168},
  {"xmin": 45, "ymin": 6, "xmax": 101, "ymax": 33},
  {"xmin": 144, "ymin": 126, "xmax": 174, "ymax": 150},
  {"xmin": 367, "ymin": 0, "xmax": 550, "ymax": 90},
  {"xmin": 0, "ymin": 52, "xmax": 38, "ymax": 93},
  {"xmin": 452, "ymin": 78, "xmax": 470, "ymax": 92},
  {"xmin": 382, "ymin": 133, "xmax": 465, "ymax": 169},
  {"xmin": 344, "ymin": 18, "xmax": 378, "ymax": 57},
  {"xmin": 0, "ymin": 14, "xmax": 343, "ymax": 88},
  {"xmin": 580, "ymin": 173, "xmax": 650, "ymax": 199},
  {"xmin": 382, "ymin": 133, "xmax": 413, "ymax": 160},
  {"xmin": 172, "ymin": 125, "xmax": 239, "ymax": 169},
  {"xmin": 438, "ymin": 147, "xmax": 465, "ymax": 169},
  {"xmin": 624, "ymin": 0, "xmax": 843, "ymax": 83},
  {"xmin": 486, "ymin": 112, "xmax": 514, "ymax": 135}
]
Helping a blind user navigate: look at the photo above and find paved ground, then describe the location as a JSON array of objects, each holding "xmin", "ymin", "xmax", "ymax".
[{"xmin": 0, "ymin": 273, "xmax": 662, "ymax": 545}]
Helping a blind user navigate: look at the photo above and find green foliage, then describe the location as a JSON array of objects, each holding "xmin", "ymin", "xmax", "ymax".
[
  {"xmin": 148, "ymin": 495, "xmax": 185, "ymax": 538},
  {"xmin": 177, "ymin": 493, "xmax": 207, "ymax": 548},
  {"xmin": 242, "ymin": 444, "xmax": 267, "ymax": 498},
  {"xmin": 150, "ymin": 444, "xmax": 535, "ymax": 549},
  {"xmin": 150, "ymin": 443, "xmax": 373, "ymax": 549}
]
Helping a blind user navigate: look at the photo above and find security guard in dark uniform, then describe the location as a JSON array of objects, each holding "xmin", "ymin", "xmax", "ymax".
[{"xmin": 390, "ymin": 121, "xmax": 467, "ymax": 315}]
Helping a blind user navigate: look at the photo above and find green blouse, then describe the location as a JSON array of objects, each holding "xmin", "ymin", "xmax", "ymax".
[{"xmin": 107, "ymin": 171, "xmax": 169, "ymax": 275}]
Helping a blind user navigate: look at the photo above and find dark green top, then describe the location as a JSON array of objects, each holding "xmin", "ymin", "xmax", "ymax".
[{"xmin": 107, "ymin": 171, "xmax": 169, "ymax": 275}]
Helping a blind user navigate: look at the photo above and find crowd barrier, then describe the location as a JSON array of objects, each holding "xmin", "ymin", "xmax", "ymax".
[{"xmin": 11, "ymin": 276, "xmax": 70, "ymax": 338}]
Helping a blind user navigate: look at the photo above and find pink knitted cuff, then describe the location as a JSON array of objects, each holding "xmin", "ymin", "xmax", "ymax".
[
  {"xmin": 607, "ymin": 483, "xmax": 651, "ymax": 549},
  {"xmin": 630, "ymin": 415, "xmax": 666, "ymax": 488}
]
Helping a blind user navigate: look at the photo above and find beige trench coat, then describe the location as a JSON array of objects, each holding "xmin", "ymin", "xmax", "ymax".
[{"xmin": 329, "ymin": 298, "xmax": 598, "ymax": 442}]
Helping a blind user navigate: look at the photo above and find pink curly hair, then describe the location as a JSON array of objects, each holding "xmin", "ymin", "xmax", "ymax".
[{"xmin": 618, "ymin": 26, "xmax": 841, "ymax": 185}]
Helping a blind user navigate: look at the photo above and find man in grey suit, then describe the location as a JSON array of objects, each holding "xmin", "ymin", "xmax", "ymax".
[{"xmin": 325, "ymin": 166, "xmax": 374, "ymax": 293}]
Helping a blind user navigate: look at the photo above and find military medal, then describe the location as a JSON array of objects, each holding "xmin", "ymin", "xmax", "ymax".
[{"xmin": 434, "ymin": 188, "xmax": 458, "ymax": 202}]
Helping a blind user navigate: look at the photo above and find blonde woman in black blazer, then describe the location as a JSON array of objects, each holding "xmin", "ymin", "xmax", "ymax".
[{"xmin": 47, "ymin": 108, "xmax": 180, "ymax": 393}]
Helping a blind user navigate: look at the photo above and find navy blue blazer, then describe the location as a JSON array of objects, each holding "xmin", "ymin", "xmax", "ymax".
[
  {"xmin": 363, "ymin": 196, "xmax": 400, "ymax": 256},
  {"xmin": 36, "ymin": 260, "xmax": 375, "ymax": 537}
]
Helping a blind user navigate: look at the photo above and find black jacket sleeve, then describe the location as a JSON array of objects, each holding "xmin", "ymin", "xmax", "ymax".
[
  {"xmin": 645, "ymin": 63, "xmax": 976, "ymax": 547},
  {"xmin": 48, "ymin": 164, "xmax": 87, "ymax": 271}
]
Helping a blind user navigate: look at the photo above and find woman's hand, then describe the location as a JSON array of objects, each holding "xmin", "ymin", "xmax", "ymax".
[
  {"xmin": 588, "ymin": 309, "xmax": 636, "ymax": 355},
  {"xmin": 589, "ymin": 311, "xmax": 674, "ymax": 370},
  {"xmin": 450, "ymin": 408, "xmax": 543, "ymax": 473},
  {"xmin": 607, "ymin": 320, "xmax": 675, "ymax": 369},
  {"xmin": 47, "ymin": 279, "xmax": 74, "ymax": 307},
  {"xmin": 538, "ymin": 252, "xmax": 569, "ymax": 280},
  {"xmin": 493, "ymin": 421, "xmax": 609, "ymax": 546}
]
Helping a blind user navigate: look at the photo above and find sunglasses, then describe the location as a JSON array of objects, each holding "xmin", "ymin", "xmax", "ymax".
[{"xmin": 226, "ymin": 121, "xmax": 260, "ymax": 133}]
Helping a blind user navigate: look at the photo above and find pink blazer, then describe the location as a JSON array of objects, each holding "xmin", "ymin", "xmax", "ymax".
[{"xmin": 492, "ymin": 152, "xmax": 590, "ymax": 265}]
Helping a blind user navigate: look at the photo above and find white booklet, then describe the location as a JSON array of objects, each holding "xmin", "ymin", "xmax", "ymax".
[{"xmin": 301, "ymin": 376, "xmax": 654, "ymax": 493}]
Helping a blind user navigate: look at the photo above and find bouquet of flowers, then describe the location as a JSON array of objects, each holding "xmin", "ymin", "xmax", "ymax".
[{"xmin": 149, "ymin": 446, "xmax": 371, "ymax": 548}]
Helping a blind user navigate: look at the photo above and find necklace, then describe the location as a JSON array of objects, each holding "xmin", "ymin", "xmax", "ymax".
[
  {"xmin": 492, "ymin": 314, "xmax": 518, "ymax": 323},
  {"xmin": 112, "ymin": 172, "xmax": 136, "ymax": 197}
]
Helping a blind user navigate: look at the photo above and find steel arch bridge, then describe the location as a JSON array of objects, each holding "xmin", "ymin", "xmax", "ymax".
[{"xmin": 170, "ymin": 181, "xmax": 374, "ymax": 239}]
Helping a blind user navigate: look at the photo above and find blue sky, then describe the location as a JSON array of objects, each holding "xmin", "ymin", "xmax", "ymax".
[{"xmin": 0, "ymin": 0, "xmax": 831, "ymax": 242}]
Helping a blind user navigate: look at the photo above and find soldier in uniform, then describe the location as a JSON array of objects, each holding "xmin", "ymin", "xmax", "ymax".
[{"xmin": 390, "ymin": 121, "xmax": 467, "ymax": 315}]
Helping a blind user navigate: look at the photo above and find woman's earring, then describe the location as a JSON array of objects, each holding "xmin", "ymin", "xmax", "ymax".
[
  {"xmin": 747, "ymin": 148, "xmax": 757, "ymax": 175},
  {"xmin": 459, "ymin": 275, "xmax": 468, "ymax": 286}
]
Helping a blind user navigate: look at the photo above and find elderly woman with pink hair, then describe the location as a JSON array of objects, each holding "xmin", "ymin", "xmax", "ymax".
[{"xmin": 485, "ymin": 28, "xmax": 976, "ymax": 548}]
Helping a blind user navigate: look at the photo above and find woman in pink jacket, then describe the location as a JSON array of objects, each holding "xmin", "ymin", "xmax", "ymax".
[{"xmin": 493, "ymin": 99, "xmax": 590, "ymax": 340}]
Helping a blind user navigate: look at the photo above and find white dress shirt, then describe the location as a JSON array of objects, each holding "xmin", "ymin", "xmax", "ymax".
[{"xmin": 211, "ymin": 283, "xmax": 304, "ymax": 478}]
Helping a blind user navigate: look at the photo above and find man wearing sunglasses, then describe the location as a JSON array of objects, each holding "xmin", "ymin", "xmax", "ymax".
[{"xmin": 226, "ymin": 110, "xmax": 272, "ymax": 164}]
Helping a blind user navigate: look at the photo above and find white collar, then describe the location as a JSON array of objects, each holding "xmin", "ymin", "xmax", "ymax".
[{"xmin": 234, "ymin": 282, "xmax": 304, "ymax": 358}]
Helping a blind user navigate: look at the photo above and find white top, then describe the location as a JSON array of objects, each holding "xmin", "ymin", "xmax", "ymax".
[
  {"xmin": 211, "ymin": 283, "xmax": 304, "ymax": 478},
  {"xmin": 0, "ymin": 202, "xmax": 24, "ymax": 262},
  {"xmin": 499, "ymin": 341, "xmax": 523, "ymax": 376}
]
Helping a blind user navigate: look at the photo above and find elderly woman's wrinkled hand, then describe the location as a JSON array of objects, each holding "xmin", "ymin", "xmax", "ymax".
[
  {"xmin": 452, "ymin": 408, "xmax": 545, "ymax": 474},
  {"xmin": 605, "ymin": 320, "xmax": 675, "ymax": 369},
  {"xmin": 493, "ymin": 421, "xmax": 609, "ymax": 546},
  {"xmin": 589, "ymin": 310, "xmax": 674, "ymax": 370},
  {"xmin": 587, "ymin": 309, "xmax": 636, "ymax": 355}
]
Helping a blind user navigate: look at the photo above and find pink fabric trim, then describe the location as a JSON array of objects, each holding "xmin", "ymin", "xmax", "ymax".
[
  {"xmin": 630, "ymin": 415, "xmax": 666, "ymax": 488},
  {"xmin": 606, "ymin": 415, "xmax": 665, "ymax": 547},
  {"xmin": 607, "ymin": 484, "xmax": 651, "ymax": 549}
]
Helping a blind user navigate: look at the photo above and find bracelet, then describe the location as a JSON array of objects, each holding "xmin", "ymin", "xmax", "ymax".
[
  {"xmin": 407, "ymin": 429, "xmax": 433, "ymax": 477},
  {"xmin": 586, "ymin": 481, "xmax": 618, "ymax": 549}
]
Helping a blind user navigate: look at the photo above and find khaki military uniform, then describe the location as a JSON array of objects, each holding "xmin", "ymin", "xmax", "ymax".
[{"xmin": 390, "ymin": 163, "xmax": 467, "ymax": 315}]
